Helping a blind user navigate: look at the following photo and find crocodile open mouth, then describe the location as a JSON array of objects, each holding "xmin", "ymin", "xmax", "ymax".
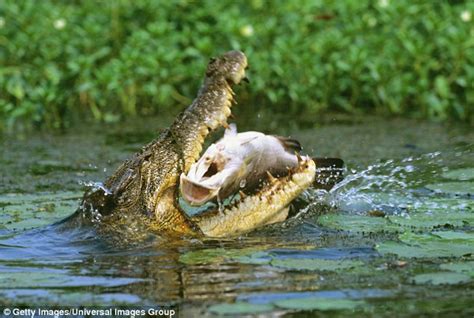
[
  {"xmin": 185, "ymin": 95, "xmax": 316, "ymax": 237},
  {"xmin": 178, "ymin": 51, "xmax": 316, "ymax": 237},
  {"xmin": 190, "ymin": 156, "xmax": 316, "ymax": 237}
]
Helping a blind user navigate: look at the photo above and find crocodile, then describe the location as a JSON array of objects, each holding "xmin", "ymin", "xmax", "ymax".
[{"xmin": 74, "ymin": 50, "xmax": 317, "ymax": 239}]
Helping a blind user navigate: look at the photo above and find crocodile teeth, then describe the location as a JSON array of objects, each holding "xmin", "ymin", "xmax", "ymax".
[{"xmin": 266, "ymin": 171, "xmax": 278, "ymax": 184}]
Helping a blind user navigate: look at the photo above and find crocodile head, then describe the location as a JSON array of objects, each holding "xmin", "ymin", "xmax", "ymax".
[
  {"xmin": 80, "ymin": 51, "xmax": 315, "ymax": 238},
  {"xmin": 171, "ymin": 51, "xmax": 315, "ymax": 237}
]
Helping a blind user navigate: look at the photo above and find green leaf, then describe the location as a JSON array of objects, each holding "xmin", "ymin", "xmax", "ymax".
[
  {"xmin": 390, "ymin": 197, "xmax": 474, "ymax": 229},
  {"xmin": 431, "ymin": 231, "xmax": 474, "ymax": 242},
  {"xmin": 208, "ymin": 303, "xmax": 274, "ymax": 314},
  {"xmin": 0, "ymin": 272, "xmax": 144, "ymax": 288},
  {"xmin": 376, "ymin": 231, "xmax": 474, "ymax": 258},
  {"xmin": 270, "ymin": 258, "xmax": 364, "ymax": 271},
  {"xmin": 442, "ymin": 168, "xmax": 474, "ymax": 181},
  {"xmin": 376, "ymin": 241, "xmax": 431, "ymax": 258},
  {"xmin": 7, "ymin": 80, "xmax": 25, "ymax": 100},
  {"xmin": 440, "ymin": 261, "xmax": 474, "ymax": 277},
  {"xmin": 425, "ymin": 182, "xmax": 474, "ymax": 196},
  {"xmin": 44, "ymin": 64, "xmax": 61, "ymax": 85},
  {"xmin": 275, "ymin": 297, "xmax": 366, "ymax": 311},
  {"xmin": 411, "ymin": 272, "xmax": 471, "ymax": 285},
  {"xmin": 388, "ymin": 209, "xmax": 474, "ymax": 230},
  {"xmin": 0, "ymin": 192, "xmax": 82, "ymax": 230},
  {"xmin": 434, "ymin": 76, "xmax": 450, "ymax": 98}
]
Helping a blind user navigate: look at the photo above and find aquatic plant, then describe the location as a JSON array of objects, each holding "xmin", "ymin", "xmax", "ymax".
[{"xmin": 1, "ymin": 0, "xmax": 473, "ymax": 130}]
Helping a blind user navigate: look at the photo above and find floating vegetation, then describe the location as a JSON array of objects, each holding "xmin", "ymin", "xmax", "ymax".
[
  {"xmin": 274, "ymin": 297, "xmax": 366, "ymax": 311},
  {"xmin": 411, "ymin": 272, "xmax": 471, "ymax": 285},
  {"xmin": 317, "ymin": 196, "xmax": 474, "ymax": 234},
  {"xmin": 0, "ymin": 192, "xmax": 81, "ymax": 230},
  {"xmin": 439, "ymin": 261, "xmax": 474, "ymax": 277},
  {"xmin": 376, "ymin": 231, "xmax": 474, "ymax": 258},
  {"xmin": 208, "ymin": 302, "xmax": 274, "ymax": 315},
  {"xmin": 442, "ymin": 168, "xmax": 474, "ymax": 181},
  {"xmin": 0, "ymin": 271, "xmax": 145, "ymax": 289},
  {"xmin": 425, "ymin": 182, "xmax": 474, "ymax": 196},
  {"xmin": 270, "ymin": 258, "xmax": 364, "ymax": 271}
]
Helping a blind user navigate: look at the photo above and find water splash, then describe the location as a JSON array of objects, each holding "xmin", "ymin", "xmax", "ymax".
[
  {"xmin": 79, "ymin": 181, "xmax": 112, "ymax": 195},
  {"xmin": 77, "ymin": 181, "xmax": 112, "ymax": 223},
  {"xmin": 308, "ymin": 146, "xmax": 473, "ymax": 217}
]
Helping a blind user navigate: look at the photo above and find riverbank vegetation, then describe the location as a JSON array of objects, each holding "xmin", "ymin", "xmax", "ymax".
[{"xmin": 1, "ymin": 0, "xmax": 473, "ymax": 130}]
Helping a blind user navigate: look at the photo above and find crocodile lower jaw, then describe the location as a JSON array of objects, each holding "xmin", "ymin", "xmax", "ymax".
[{"xmin": 191, "ymin": 157, "xmax": 316, "ymax": 237}]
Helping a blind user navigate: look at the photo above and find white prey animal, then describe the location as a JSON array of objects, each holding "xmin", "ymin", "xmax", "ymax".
[{"xmin": 180, "ymin": 124, "xmax": 306, "ymax": 206}]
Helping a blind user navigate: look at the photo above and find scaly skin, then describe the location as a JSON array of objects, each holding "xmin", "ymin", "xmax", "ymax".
[{"xmin": 77, "ymin": 51, "xmax": 315, "ymax": 238}]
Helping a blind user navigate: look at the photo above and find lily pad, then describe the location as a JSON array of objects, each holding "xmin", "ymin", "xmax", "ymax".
[
  {"xmin": 425, "ymin": 182, "xmax": 474, "ymax": 196},
  {"xmin": 208, "ymin": 302, "xmax": 274, "ymax": 315},
  {"xmin": 0, "ymin": 271, "xmax": 144, "ymax": 288},
  {"xmin": 270, "ymin": 258, "xmax": 364, "ymax": 271},
  {"xmin": 320, "ymin": 197, "xmax": 474, "ymax": 233},
  {"xmin": 388, "ymin": 198, "xmax": 474, "ymax": 230},
  {"xmin": 388, "ymin": 213, "xmax": 462, "ymax": 230},
  {"xmin": 440, "ymin": 261, "xmax": 474, "ymax": 277},
  {"xmin": 410, "ymin": 198, "xmax": 474, "ymax": 213},
  {"xmin": 389, "ymin": 210, "xmax": 474, "ymax": 230},
  {"xmin": 0, "ymin": 290, "xmax": 141, "ymax": 306},
  {"xmin": 411, "ymin": 272, "xmax": 471, "ymax": 285},
  {"xmin": 376, "ymin": 241, "xmax": 431, "ymax": 258},
  {"xmin": 274, "ymin": 297, "xmax": 366, "ymax": 311},
  {"xmin": 399, "ymin": 231, "xmax": 474, "ymax": 245},
  {"xmin": 0, "ymin": 192, "xmax": 81, "ymax": 230},
  {"xmin": 376, "ymin": 231, "xmax": 474, "ymax": 258},
  {"xmin": 431, "ymin": 231, "xmax": 474, "ymax": 242},
  {"xmin": 442, "ymin": 168, "xmax": 474, "ymax": 181}
]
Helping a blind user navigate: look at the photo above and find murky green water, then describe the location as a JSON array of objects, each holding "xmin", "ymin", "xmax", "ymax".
[{"xmin": 1, "ymin": 115, "xmax": 473, "ymax": 317}]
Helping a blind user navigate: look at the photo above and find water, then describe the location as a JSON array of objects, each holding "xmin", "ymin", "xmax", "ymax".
[{"xmin": 0, "ymin": 115, "xmax": 473, "ymax": 316}]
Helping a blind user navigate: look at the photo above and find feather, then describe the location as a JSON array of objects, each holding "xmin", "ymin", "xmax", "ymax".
[{"xmin": 274, "ymin": 136, "xmax": 302, "ymax": 153}]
